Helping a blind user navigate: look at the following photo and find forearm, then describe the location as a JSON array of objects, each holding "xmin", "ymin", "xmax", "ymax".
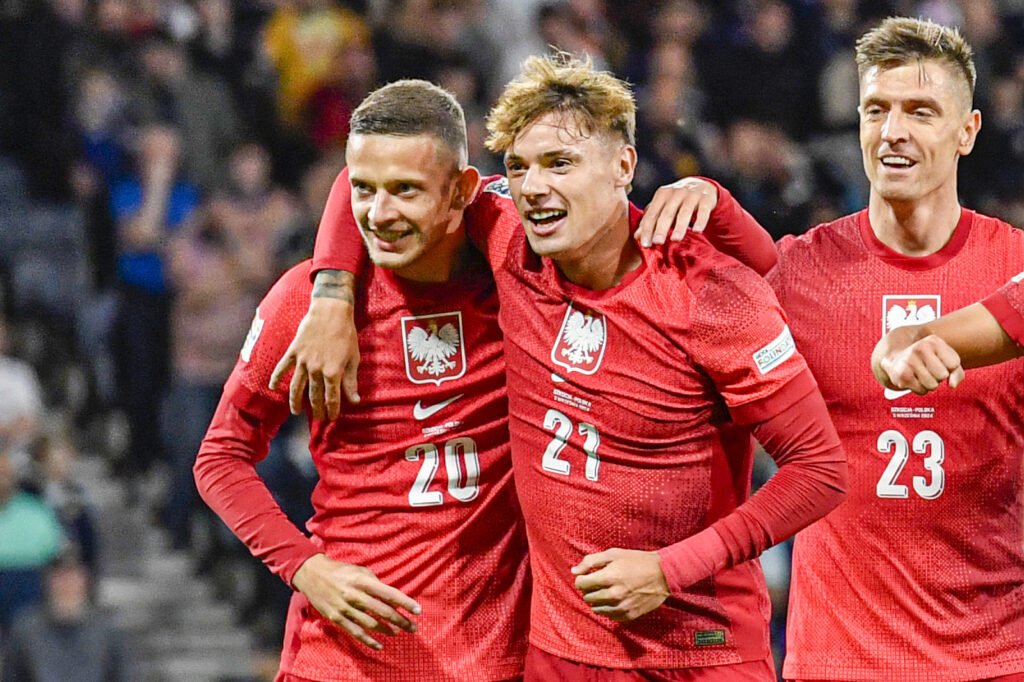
[
  {"xmin": 658, "ymin": 387, "xmax": 846, "ymax": 594},
  {"xmin": 194, "ymin": 394, "xmax": 320, "ymax": 585},
  {"xmin": 921, "ymin": 301, "xmax": 1022, "ymax": 369}
]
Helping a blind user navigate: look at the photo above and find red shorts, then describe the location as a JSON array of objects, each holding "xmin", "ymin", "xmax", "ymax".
[{"xmin": 525, "ymin": 645, "xmax": 776, "ymax": 682}]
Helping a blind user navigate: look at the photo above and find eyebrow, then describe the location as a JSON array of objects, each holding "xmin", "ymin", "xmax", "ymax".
[
  {"xmin": 862, "ymin": 95, "xmax": 943, "ymax": 111},
  {"xmin": 504, "ymin": 149, "xmax": 580, "ymax": 163}
]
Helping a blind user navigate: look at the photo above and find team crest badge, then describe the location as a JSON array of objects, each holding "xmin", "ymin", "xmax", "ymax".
[
  {"xmin": 551, "ymin": 303, "xmax": 607, "ymax": 375},
  {"xmin": 402, "ymin": 312, "xmax": 466, "ymax": 385},
  {"xmin": 482, "ymin": 177, "xmax": 510, "ymax": 198},
  {"xmin": 882, "ymin": 295, "xmax": 941, "ymax": 335}
]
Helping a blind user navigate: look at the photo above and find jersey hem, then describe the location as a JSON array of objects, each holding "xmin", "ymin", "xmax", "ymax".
[
  {"xmin": 527, "ymin": 633, "xmax": 763, "ymax": 670},
  {"xmin": 783, "ymin": 654, "xmax": 1024, "ymax": 681}
]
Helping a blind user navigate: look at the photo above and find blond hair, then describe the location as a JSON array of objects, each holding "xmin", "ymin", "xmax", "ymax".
[
  {"xmin": 855, "ymin": 17, "xmax": 976, "ymax": 101},
  {"xmin": 485, "ymin": 53, "xmax": 636, "ymax": 153}
]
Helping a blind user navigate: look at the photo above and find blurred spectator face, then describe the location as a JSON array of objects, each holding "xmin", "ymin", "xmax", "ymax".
[
  {"xmin": 347, "ymin": 133, "xmax": 466, "ymax": 278},
  {"xmin": 858, "ymin": 61, "xmax": 979, "ymax": 205},
  {"xmin": 142, "ymin": 40, "xmax": 187, "ymax": 83},
  {"xmin": 39, "ymin": 438, "xmax": 75, "ymax": 484},
  {"xmin": 654, "ymin": 0, "xmax": 706, "ymax": 45},
  {"xmin": 728, "ymin": 120, "xmax": 774, "ymax": 179},
  {"xmin": 47, "ymin": 559, "xmax": 91, "ymax": 622},
  {"xmin": 50, "ymin": 0, "xmax": 89, "ymax": 24},
  {"xmin": 301, "ymin": 156, "xmax": 345, "ymax": 217},
  {"xmin": 229, "ymin": 144, "xmax": 272, "ymax": 197},
  {"xmin": 76, "ymin": 68, "xmax": 126, "ymax": 134},
  {"xmin": 95, "ymin": 0, "xmax": 133, "ymax": 34},
  {"xmin": 751, "ymin": 0, "xmax": 793, "ymax": 54}
]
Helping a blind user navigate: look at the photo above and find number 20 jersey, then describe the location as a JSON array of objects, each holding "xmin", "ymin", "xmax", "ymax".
[
  {"xmin": 775, "ymin": 209, "xmax": 1024, "ymax": 681},
  {"xmin": 227, "ymin": 259, "xmax": 528, "ymax": 681}
]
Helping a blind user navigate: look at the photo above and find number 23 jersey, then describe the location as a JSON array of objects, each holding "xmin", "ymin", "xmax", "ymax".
[{"xmin": 775, "ymin": 209, "xmax": 1024, "ymax": 681}]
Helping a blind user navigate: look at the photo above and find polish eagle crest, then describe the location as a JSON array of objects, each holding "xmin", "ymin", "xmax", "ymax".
[
  {"xmin": 551, "ymin": 303, "xmax": 607, "ymax": 375},
  {"xmin": 402, "ymin": 312, "xmax": 466, "ymax": 385},
  {"xmin": 882, "ymin": 295, "xmax": 941, "ymax": 334}
]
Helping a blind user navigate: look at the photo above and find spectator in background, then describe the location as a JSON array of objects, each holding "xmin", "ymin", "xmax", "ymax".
[
  {"xmin": 0, "ymin": 444, "xmax": 63, "ymax": 634},
  {"xmin": 133, "ymin": 32, "xmax": 241, "ymax": 194},
  {"xmin": 1, "ymin": 547, "xmax": 128, "ymax": 682},
  {"xmin": 109, "ymin": 125, "xmax": 199, "ymax": 491},
  {"xmin": 0, "ymin": 317, "xmax": 44, "ymax": 459},
  {"xmin": 161, "ymin": 140, "xmax": 298, "ymax": 549},
  {"xmin": 263, "ymin": 0, "xmax": 371, "ymax": 132},
  {"xmin": 30, "ymin": 434, "xmax": 100, "ymax": 578}
]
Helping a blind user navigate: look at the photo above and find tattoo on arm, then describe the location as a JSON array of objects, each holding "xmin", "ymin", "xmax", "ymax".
[{"xmin": 312, "ymin": 269, "xmax": 355, "ymax": 304}]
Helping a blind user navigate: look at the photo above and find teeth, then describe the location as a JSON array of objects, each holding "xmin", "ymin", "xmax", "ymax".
[
  {"xmin": 373, "ymin": 230, "xmax": 409, "ymax": 243},
  {"xmin": 528, "ymin": 209, "xmax": 566, "ymax": 222},
  {"xmin": 882, "ymin": 156, "xmax": 913, "ymax": 166}
]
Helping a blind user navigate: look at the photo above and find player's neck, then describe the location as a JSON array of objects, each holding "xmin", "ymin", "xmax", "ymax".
[
  {"xmin": 556, "ymin": 204, "xmax": 641, "ymax": 291},
  {"xmin": 867, "ymin": 188, "xmax": 962, "ymax": 257}
]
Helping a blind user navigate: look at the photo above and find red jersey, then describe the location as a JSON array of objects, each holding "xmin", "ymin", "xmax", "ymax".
[
  {"xmin": 983, "ymin": 274, "xmax": 1024, "ymax": 347},
  {"xmin": 773, "ymin": 209, "xmax": 1024, "ymax": 680},
  {"xmin": 313, "ymin": 171, "xmax": 844, "ymax": 672},
  {"xmin": 465, "ymin": 180, "xmax": 830, "ymax": 669},
  {"xmin": 195, "ymin": 259, "xmax": 529, "ymax": 682}
]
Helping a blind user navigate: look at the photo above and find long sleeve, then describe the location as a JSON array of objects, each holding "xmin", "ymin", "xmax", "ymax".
[
  {"xmin": 310, "ymin": 166, "xmax": 366, "ymax": 277},
  {"xmin": 194, "ymin": 386, "xmax": 321, "ymax": 586},
  {"xmin": 699, "ymin": 178, "xmax": 779, "ymax": 276},
  {"xmin": 657, "ymin": 388, "xmax": 846, "ymax": 595}
]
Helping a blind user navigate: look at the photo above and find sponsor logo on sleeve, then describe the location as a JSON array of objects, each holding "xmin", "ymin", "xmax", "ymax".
[
  {"xmin": 753, "ymin": 326, "xmax": 795, "ymax": 374},
  {"xmin": 240, "ymin": 308, "xmax": 264, "ymax": 363},
  {"xmin": 482, "ymin": 177, "xmax": 510, "ymax": 198}
]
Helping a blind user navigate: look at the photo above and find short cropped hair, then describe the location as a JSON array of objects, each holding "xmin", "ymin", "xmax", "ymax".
[
  {"xmin": 349, "ymin": 80, "xmax": 468, "ymax": 165},
  {"xmin": 485, "ymin": 53, "xmax": 636, "ymax": 153},
  {"xmin": 855, "ymin": 17, "xmax": 976, "ymax": 102}
]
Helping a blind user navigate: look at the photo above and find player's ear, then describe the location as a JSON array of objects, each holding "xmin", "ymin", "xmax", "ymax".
[
  {"xmin": 614, "ymin": 145, "xmax": 637, "ymax": 190},
  {"xmin": 452, "ymin": 165, "xmax": 481, "ymax": 209}
]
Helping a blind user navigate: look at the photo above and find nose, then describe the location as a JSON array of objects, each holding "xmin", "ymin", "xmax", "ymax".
[
  {"xmin": 881, "ymin": 110, "xmax": 908, "ymax": 145},
  {"xmin": 520, "ymin": 165, "xmax": 549, "ymax": 201},
  {"xmin": 368, "ymin": 189, "xmax": 398, "ymax": 226}
]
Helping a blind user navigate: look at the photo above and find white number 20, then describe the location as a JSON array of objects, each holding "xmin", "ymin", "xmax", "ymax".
[
  {"xmin": 541, "ymin": 408, "xmax": 601, "ymax": 481},
  {"xmin": 405, "ymin": 437, "xmax": 480, "ymax": 507},
  {"xmin": 875, "ymin": 429, "xmax": 945, "ymax": 500}
]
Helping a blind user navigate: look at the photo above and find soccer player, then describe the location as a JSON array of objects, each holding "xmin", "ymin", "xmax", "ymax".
[
  {"xmin": 304, "ymin": 54, "xmax": 847, "ymax": 681},
  {"xmin": 872, "ymin": 274, "xmax": 1024, "ymax": 394},
  {"xmin": 637, "ymin": 16, "xmax": 1024, "ymax": 682},
  {"xmin": 193, "ymin": 80, "xmax": 531, "ymax": 682}
]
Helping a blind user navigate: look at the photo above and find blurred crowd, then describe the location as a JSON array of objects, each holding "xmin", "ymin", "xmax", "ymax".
[{"xmin": 4, "ymin": 0, "xmax": 1024, "ymax": 678}]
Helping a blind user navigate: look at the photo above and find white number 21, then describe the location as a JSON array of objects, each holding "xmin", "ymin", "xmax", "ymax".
[
  {"xmin": 875, "ymin": 429, "xmax": 945, "ymax": 500},
  {"xmin": 541, "ymin": 408, "xmax": 601, "ymax": 481}
]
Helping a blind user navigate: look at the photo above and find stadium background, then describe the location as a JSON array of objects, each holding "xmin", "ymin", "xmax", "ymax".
[{"xmin": 0, "ymin": 0, "xmax": 1020, "ymax": 679}]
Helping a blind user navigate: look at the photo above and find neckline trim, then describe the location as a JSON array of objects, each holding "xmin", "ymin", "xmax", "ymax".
[{"xmin": 858, "ymin": 207, "xmax": 972, "ymax": 271}]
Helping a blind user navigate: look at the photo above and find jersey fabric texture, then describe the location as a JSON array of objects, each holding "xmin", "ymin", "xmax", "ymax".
[
  {"xmin": 773, "ymin": 209, "xmax": 1024, "ymax": 681},
  {"xmin": 195, "ymin": 259, "xmax": 529, "ymax": 682},
  {"xmin": 312, "ymin": 171, "xmax": 844, "ymax": 673},
  {"xmin": 466, "ymin": 182, "xmax": 822, "ymax": 669}
]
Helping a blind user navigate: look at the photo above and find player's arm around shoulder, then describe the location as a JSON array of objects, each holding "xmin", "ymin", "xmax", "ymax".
[{"xmin": 633, "ymin": 176, "xmax": 778, "ymax": 276}]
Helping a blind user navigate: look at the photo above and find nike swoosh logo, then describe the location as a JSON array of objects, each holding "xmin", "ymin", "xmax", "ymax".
[
  {"xmin": 413, "ymin": 394, "xmax": 464, "ymax": 420},
  {"xmin": 884, "ymin": 388, "xmax": 912, "ymax": 400},
  {"xmin": 552, "ymin": 373, "xmax": 565, "ymax": 383}
]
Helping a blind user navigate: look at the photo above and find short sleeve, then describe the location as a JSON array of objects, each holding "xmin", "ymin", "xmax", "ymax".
[{"xmin": 686, "ymin": 260, "xmax": 817, "ymax": 424}]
